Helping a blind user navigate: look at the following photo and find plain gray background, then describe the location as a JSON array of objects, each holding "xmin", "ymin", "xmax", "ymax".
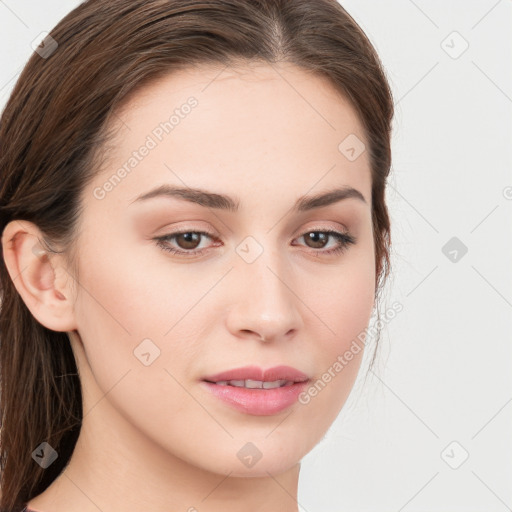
[{"xmin": 1, "ymin": 1, "xmax": 511, "ymax": 510}]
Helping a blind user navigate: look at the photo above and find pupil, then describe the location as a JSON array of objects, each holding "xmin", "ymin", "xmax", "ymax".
[
  {"xmin": 307, "ymin": 232, "xmax": 326, "ymax": 248},
  {"xmin": 179, "ymin": 233, "xmax": 199, "ymax": 249}
]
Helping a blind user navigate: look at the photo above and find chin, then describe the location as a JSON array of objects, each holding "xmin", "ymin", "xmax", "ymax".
[
  {"xmin": 223, "ymin": 457, "xmax": 302, "ymax": 478},
  {"xmin": 203, "ymin": 437, "xmax": 309, "ymax": 478}
]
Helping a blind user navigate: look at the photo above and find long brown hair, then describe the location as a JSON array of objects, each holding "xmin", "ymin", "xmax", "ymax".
[{"xmin": 0, "ymin": 0, "xmax": 394, "ymax": 509}]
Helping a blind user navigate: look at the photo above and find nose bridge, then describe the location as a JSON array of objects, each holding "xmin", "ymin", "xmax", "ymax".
[
  {"xmin": 227, "ymin": 232, "xmax": 302, "ymax": 338},
  {"xmin": 243, "ymin": 244, "xmax": 287, "ymax": 301}
]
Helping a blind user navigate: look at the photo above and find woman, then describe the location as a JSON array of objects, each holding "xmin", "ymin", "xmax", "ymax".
[{"xmin": 0, "ymin": 0, "xmax": 394, "ymax": 510}]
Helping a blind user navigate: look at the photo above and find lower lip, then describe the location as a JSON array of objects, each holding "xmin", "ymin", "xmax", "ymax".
[{"xmin": 201, "ymin": 381, "xmax": 309, "ymax": 416}]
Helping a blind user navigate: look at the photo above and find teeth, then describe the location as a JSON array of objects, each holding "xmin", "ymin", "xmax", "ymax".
[
  {"xmin": 262, "ymin": 380, "xmax": 290, "ymax": 389},
  {"xmin": 214, "ymin": 379, "xmax": 292, "ymax": 389},
  {"xmin": 245, "ymin": 379, "xmax": 263, "ymax": 388},
  {"xmin": 229, "ymin": 380, "xmax": 246, "ymax": 387}
]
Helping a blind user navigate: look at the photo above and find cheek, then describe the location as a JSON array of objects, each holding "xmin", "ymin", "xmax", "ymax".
[
  {"xmin": 312, "ymin": 237, "xmax": 376, "ymax": 348},
  {"xmin": 299, "ymin": 242, "xmax": 375, "ymax": 411},
  {"xmin": 71, "ymin": 241, "xmax": 207, "ymax": 436},
  {"xmin": 73, "ymin": 228, "xmax": 202, "ymax": 338},
  {"xmin": 71, "ymin": 230, "xmax": 215, "ymax": 395}
]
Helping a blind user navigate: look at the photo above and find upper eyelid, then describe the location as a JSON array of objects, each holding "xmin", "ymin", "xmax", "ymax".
[
  {"xmin": 159, "ymin": 221, "xmax": 350, "ymax": 237},
  {"xmin": 161, "ymin": 226, "xmax": 348, "ymax": 237},
  {"xmin": 158, "ymin": 226, "xmax": 350, "ymax": 246}
]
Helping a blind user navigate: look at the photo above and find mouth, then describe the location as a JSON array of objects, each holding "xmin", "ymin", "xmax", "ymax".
[
  {"xmin": 204, "ymin": 379, "xmax": 296, "ymax": 389},
  {"xmin": 203, "ymin": 364, "xmax": 309, "ymax": 384},
  {"xmin": 201, "ymin": 365, "xmax": 310, "ymax": 416}
]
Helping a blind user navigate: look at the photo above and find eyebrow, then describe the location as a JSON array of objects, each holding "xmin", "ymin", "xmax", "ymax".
[{"xmin": 130, "ymin": 184, "xmax": 367, "ymax": 212}]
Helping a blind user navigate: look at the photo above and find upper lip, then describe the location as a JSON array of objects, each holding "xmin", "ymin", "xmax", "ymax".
[{"xmin": 203, "ymin": 365, "xmax": 309, "ymax": 383}]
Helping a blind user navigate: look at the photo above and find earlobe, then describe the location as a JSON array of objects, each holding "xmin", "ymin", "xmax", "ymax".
[{"xmin": 1, "ymin": 220, "xmax": 78, "ymax": 332}]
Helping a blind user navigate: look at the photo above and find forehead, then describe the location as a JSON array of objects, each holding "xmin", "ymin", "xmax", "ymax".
[{"xmin": 91, "ymin": 61, "xmax": 371, "ymax": 210}]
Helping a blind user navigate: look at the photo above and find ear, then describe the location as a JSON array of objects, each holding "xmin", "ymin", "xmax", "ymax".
[{"xmin": 1, "ymin": 220, "xmax": 78, "ymax": 332}]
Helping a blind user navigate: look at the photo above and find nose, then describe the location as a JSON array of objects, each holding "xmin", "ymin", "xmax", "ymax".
[{"xmin": 225, "ymin": 246, "xmax": 303, "ymax": 344}]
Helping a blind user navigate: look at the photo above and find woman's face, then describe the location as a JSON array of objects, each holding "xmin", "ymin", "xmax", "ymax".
[{"xmin": 69, "ymin": 62, "xmax": 375, "ymax": 477}]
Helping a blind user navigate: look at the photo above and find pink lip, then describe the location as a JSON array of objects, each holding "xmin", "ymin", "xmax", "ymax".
[
  {"xmin": 203, "ymin": 365, "xmax": 309, "ymax": 383},
  {"xmin": 201, "ymin": 365, "xmax": 310, "ymax": 416}
]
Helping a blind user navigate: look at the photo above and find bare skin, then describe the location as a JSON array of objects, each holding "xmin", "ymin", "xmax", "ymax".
[{"xmin": 3, "ymin": 61, "xmax": 375, "ymax": 512}]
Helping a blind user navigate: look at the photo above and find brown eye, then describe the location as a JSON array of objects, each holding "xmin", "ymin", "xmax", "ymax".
[
  {"xmin": 303, "ymin": 232, "xmax": 329, "ymax": 249},
  {"xmin": 174, "ymin": 232, "xmax": 202, "ymax": 250},
  {"xmin": 154, "ymin": 230, "xmax": 217, "ymax": 256},
  {"xmin": 295, "ymin": 230, "xmax": 357, "ymax": 256},
  {"xmin": 155, "ymin": 229, "xmax": 356, "ymax": 258}
]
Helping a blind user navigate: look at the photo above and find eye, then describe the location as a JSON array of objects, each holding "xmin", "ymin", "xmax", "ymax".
[
  {"xmin": 293, "ymin": 229, "xmax": 356, "ymax": 256},
  {"xmin": 154, "ymin": 228, "xmax": 356, "ymax": 257},
  {"xmin": 154, "ymin": 230, "xmax": 218, "ymax": 256}
]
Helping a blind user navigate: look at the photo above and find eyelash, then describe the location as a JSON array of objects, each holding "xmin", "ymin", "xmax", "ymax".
[{"xmin": 154, "ymin": 228, "xmax": 357, "ymax": 258}]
